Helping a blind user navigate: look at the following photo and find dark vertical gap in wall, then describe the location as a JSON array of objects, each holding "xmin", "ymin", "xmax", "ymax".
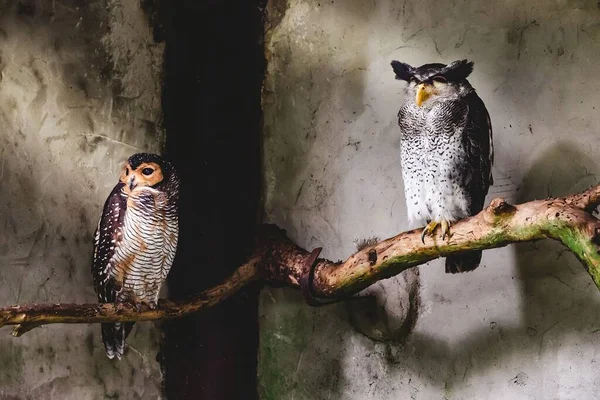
[{"xmin": 148, "ymin": 0, "xmax": 266, "ymax": 398}]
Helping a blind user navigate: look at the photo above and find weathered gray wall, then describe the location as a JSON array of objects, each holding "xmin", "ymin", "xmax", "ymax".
[
  {"xmin": 0, "ymin": 1, "xmax": 165, "ymax": 398},
  {"xmin": 260, "ymin": 0, "xmax": 600, "ymax": 398}
]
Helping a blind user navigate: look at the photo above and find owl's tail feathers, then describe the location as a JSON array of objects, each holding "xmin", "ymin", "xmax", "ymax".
[
  {"xmin": 445, "ymin": 250, "xmax": 482, "ymax": 274},
  {"xmin": 101, "ymin": 322, "xmax": 135, "ymax": 360}
]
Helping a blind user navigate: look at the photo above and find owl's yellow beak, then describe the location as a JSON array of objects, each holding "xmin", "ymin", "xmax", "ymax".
[{"xmin": 415, "ymin": 83, "xmax": 431, "ymax": 107}]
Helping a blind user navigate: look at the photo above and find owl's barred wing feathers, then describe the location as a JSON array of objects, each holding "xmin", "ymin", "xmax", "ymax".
[
  {"xmin": 446, "ymin": 92, "xmax": 493, "ymax": 274},
  {"xmin": 463, "ymin": 92, "xmax": 493, "ymax": 213},
  {"xmin": 92, "ymin": 183, "xmax": 132, "ymax": 360},
  {"xmin": 485, "ymin": 103, "xmax": 494, "ymax": 186},
  {"xmin": 92, "ymin": 183, "xmax": 127, "ymax": 304}
]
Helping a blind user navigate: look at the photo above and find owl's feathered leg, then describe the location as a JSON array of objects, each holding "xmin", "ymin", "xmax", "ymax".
[{"xmin": 420, "ymin": 219, "xmax": 452, "ymax": 243}]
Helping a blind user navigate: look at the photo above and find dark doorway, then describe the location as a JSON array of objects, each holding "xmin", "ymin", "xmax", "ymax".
[{"xmin": 149, "ymin": 1, "xmax": 266, "ymax": 398}]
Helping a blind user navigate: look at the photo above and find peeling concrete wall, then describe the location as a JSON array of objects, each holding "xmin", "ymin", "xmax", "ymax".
[
  {"xmin": 0, "ymin": 1, "xmax": 165, "ymax": 398},
  {"xmin": 260, "ymin": 0, "xmax": 600, "ymax": 398}
]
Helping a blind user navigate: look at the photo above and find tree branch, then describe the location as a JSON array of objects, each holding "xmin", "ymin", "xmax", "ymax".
[
  {"xmin": 0, "ymin": 260, "xmax": 261, "ymax": 336},
  {"xmin": 3, "ymin": 185, "xmax": 600, "ymax": 334}
]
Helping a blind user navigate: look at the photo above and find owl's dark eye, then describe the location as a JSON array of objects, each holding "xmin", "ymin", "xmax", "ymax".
[
  {"xmin": 125, "ymin": 168, "xmax": 129, "ymax": 176},
  {"xmin": 432, "ymin": 76, "xmax": 447, "ymax": 83},
  {"xmin": 142, "ymin": 168, "xmax": 154, "ymax": 176}
]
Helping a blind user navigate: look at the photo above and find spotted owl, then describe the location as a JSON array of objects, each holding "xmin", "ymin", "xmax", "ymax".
[
  {"xmin": 391, "ymin": 59, "xmax": 493, "ymax": 273},
  {"xmin": 92, "ymin": 153, "xmax": 180, "ymax": 359}
]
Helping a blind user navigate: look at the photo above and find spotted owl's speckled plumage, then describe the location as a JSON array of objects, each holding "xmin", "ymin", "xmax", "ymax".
[
  {"xmin": 391, "ymin": 59, "xmax": 493, "ymax": 273},
  {"xmin": 92, "ymin": 153, "xmax": 180, "ymax": 359}
]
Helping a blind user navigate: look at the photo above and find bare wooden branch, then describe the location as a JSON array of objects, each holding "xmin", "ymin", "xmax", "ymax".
[
  {"xmin": 0, "ymin": 260, "xmax": 261, "ymax": 336},
  {"xmin": 2, "ymin": 184, "xmax": 600, "ymax": 333}
]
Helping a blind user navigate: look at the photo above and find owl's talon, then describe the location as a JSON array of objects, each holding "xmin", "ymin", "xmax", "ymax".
[
  {"xmin": 126, "ymin": 302, "xmax": 144, "ymax": 312},
  {"xmin": 420, "ymin": 221, "xmax": 439, "ymax": 244},
  {"xmin": 441, "ymin": 220, "xmax": 451, "ymax": 241}
]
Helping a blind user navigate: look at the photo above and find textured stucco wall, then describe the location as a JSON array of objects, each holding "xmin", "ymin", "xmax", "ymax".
[
  {"xmin": 259, "ymin": 0, "xmax": 600, "ymax": 399},
  {"xmin": 0, "ymin": 1, "xmax": 165, "ymax": 398}
]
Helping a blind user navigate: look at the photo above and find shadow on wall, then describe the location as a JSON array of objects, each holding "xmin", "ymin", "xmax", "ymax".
[
  {"xmin": 384, "ymin": 141, "xmax": 600, "ymax": 390},
  {"xmin": 261, "ymin": 1, "xmax": 406, "ymax": 398},
  {"xmin": 263, "ymin": 58, "xmax": 372, "ymax": 230},
  {"xmin": 514, "ymin": 141, "xmax": 600, "ymax": 361},
  {"xmin": 264, "ymin": 0, "xmax": 374, "ymax": 233},
  {"xmin": 0, "ymin": 1, "xmax": 164, "ymax": 397},
  {"xmin": 261, "ymin": 139, "xmax": 600, "ymax": 396}
]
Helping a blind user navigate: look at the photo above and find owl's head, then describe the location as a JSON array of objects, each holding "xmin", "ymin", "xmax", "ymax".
[
  {"xmin": 119, "ymin": 153, "xmax": 178, "ymax": 194},
  {"xmin": 390, "ymin": 59, "xmax": 475, "ymax": 107}
]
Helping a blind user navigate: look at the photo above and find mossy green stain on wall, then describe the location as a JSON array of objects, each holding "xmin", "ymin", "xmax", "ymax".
[
  {"xmin": 258, "ymin": 333, "xmax": 292, "ymax": 400},
  {"xmin": 258, "ymin": 289, "xmax": 314, "ymax": 400}
]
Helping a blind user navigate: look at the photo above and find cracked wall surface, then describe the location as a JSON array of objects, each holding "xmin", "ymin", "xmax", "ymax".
[
  {"xmin": 259, "ymin": 0, "xmax": 600, "ymax": 398},
  {"xmin": 0, "ymin": 1, "xmax": 165, "ymax": 398}
]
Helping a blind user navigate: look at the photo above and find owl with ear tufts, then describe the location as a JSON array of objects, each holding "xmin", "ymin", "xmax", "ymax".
[
  {"xmin": 92, "ymin": 153, "xmax": 180, "ymax": 359},
  {"xmin": 391, "ymin": 59, "xmax": 493, "ymax": 273}
]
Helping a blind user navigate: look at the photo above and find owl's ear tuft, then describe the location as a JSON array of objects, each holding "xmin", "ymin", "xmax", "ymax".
[
  {"xmin": 442, "ymin": 59, "xmax": 474, "ymax": 82},
  {"xmin": 391, "ymin": 60, "xmax": 414, "ymax": 82}
]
